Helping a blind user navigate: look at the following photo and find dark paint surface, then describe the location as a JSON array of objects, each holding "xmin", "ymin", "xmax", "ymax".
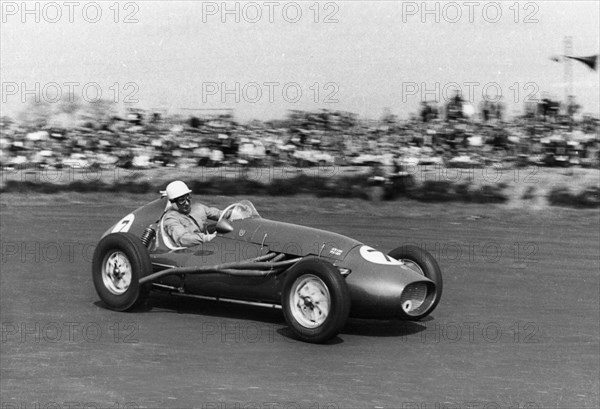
[{"xmin": 111, "ymin": 199, "xmax": 434, "ymax": 317}]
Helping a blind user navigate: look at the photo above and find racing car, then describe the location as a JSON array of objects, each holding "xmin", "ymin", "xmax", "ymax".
[{"xmin": 92, "ymin": 198, "xmax": 443, "ymax": 343}]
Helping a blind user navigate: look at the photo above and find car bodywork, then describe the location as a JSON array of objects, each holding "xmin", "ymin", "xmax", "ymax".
[{"xmin": 94, "ymin": 198, "xmax": 442, "ymax": 342}]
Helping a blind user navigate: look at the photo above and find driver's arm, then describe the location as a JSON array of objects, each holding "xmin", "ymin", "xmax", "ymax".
[
  {"xmin": 174, "ymin": 228, "xmax": 212, "ymax": 246},
  {"xmin": 163, "ymin": 212, "xmax": 216, "ymax": 246},
  {"xmin": 206, "ymin": 206, "xmax": 222, "ymax": 221}
]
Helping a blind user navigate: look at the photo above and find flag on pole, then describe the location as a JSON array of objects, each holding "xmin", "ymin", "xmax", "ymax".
[
  {"xmin": 565, "ymin": 55, "xmax": 598, "ymax": 71},
  {"xmin": 550, "ymin": 54, "xmax": 599, "ymax": 70}
]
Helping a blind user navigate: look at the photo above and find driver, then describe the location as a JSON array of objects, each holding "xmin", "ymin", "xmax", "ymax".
[{"xmin": 162, "ymin": 181, "xmax": 222, "ymax": 247}]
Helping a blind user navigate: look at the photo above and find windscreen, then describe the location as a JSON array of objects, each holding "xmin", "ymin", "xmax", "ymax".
[{"xmin": 229, "ymin": 200, "xmax": 261, "ymax": 220}]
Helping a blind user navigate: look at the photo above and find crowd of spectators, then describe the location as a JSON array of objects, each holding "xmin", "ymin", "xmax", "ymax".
[{"xmin": 1, "ymin": 97, "xmax": 599, "ymax": 173}]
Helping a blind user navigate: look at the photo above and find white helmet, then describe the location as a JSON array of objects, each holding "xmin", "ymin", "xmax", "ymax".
[{"xmin": 166, "ymin": 180, "xmax": 192, "ymax": 201}]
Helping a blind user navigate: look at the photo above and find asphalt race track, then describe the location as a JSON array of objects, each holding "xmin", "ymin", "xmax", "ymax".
[{"xmin": 1, "ymin": 194, "xmax": 598, "ymax": 409}]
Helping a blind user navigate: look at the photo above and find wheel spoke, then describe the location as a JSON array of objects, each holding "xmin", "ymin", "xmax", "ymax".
[
  {"xmin": 309, "ymin": 308, "xmax": 319, "ymax": 323},
  {"xmin": 314, "ymin": 300, "xmax": 329, "ymax": 318}
]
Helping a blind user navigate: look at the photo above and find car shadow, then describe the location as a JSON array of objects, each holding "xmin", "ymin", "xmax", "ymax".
[
  {"xmin": 95, "ymin": 295, "xmax": 432, "ymax": 341},
  {"xmin": 274, "ymin": 327, "xmax": 345, "ymax": 345},
  {"xmin": 342, "ymin": 317, "xmax": 429, "ymax": 338}
]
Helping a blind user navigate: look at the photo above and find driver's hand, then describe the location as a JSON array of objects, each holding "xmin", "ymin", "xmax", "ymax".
[{"xmin": 204, "ymin": 232, "xmax": 217, "ymax": 242}]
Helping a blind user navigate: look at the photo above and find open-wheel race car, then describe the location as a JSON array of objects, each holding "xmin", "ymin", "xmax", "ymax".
[{"xmin": 92, "ymin": 198, "xmax": 443, "ymax": 343}]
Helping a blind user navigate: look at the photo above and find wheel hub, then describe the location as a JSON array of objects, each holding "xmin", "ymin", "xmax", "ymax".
[
  {"xmin": 102, "ymin": 251, "xmax": 132, "ymax": 295},
  {"xmin": 301, "ymin": 296, "xmax": 314, "ymax": 308},
  {"xmin": 290, "ymin": 275, "xmax": 331, "ymax": 329},
  {"xmin": 112, "ymin": 266, "xmax": 123, "ymax": 279}
]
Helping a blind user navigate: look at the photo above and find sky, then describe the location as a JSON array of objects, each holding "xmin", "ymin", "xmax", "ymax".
[{"xmin": 1, "ymin": 1, "xmax": 599, "ymax": 122}]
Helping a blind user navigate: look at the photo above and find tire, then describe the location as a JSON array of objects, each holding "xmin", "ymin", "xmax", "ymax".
[
  {"xmin": 388, "ymin": 245, "xmax": 443, "ymax": 319},
  {"xmin": 281, "ymin": 258, "xmax": 350, "ymax": 343},
  {"xmin": 92, "ymin": 233, "xmax": 152, "ymax": 311}
]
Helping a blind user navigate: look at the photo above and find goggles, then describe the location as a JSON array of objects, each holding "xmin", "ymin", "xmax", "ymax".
[{"xmin": 173, "ymin": 194, "xmax": 191, "ymax": 206}]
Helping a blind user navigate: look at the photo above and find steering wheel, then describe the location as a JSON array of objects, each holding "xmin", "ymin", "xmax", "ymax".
[{"xmin": 218, "ymin": 203, "xmax": 244, "ymax": 223}]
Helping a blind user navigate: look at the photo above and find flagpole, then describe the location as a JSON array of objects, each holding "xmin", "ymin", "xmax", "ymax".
[{"xmin": 564, "ymin": 36, "xmax": 573, "ymax": 103}]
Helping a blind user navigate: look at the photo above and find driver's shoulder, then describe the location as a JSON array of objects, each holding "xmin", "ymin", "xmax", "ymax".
[
  {"xmin": 163, "ymin": 208, "xmax": 187, "ymax": 222},
  {"xmin": 190, "ymin": 203, "xmax": 212, "ymax": 219}
]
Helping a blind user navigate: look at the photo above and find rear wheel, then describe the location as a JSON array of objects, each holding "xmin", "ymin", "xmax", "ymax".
[
  {"xmin": 281, "ymin": 258, "xmax": 350, "ymax": 343},
  {"xmin": 92, "ymin": 233, "xmax": 152, "ymax": 311},
  {"xmin": 388, "ymin": 245, "xmax": 443, "ymax": 319}
]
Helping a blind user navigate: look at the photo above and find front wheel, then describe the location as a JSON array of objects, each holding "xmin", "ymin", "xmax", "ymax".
[
  {"xmin": 92, "ymin": 233, "xmax": 152, "ymax": 311},
  {"xmin": 388, "ymin": 245, "xmax": 443, "ymax": 319},
  {"xmin": 281, "ymin": 258, "xmax": 350, "ymax": 343}
]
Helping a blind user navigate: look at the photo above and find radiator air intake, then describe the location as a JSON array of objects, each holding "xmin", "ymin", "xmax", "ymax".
[{"xmin": 400, "ymin": 282, "xmax": 429, "ymax": 315}]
